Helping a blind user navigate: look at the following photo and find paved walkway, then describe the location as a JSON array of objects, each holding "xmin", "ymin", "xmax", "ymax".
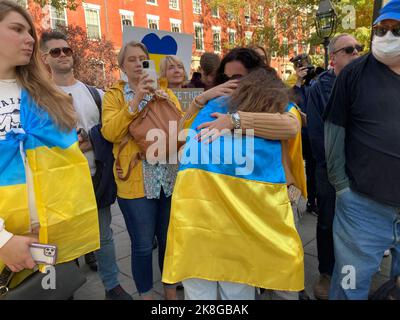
[{"xmin": 74, "ymin": 201, "xmax": 392, "ymax": 300}]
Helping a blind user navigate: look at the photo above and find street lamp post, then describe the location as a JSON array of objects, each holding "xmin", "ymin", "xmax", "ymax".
[{"xmin": 315, "ymin": 0, "xmax": 338, "ymax": 70}]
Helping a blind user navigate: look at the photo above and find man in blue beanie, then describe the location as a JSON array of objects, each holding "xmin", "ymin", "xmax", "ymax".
[{"xmin": 324, "ymin": 0, "xmax": 400, "ymax": 299}]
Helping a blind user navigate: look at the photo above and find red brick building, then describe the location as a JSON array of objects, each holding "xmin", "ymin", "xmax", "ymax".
[{"xmin": 21, "ymin": 0, "xmax": 300, "ymax": 77}]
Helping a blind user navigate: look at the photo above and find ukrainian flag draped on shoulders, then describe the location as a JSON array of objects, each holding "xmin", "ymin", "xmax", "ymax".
[
  {"xmin": 286, "ymin": 103, "xmax": 307, "ymax": 198},
  {"xmin": 162, "ymin": 97, "xmax": 304, "ymax": 291},
  {"xmin": 0, "ymin": 90, "xmax": 100, "ymax": 274}
]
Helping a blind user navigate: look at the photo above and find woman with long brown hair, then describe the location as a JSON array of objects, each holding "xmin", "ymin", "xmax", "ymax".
[
  {"xmin": 163, "ymin": 49, "xmax": 305, "ymax": 300},
  {"xmin": 0, "ymin": 0, "xmax": 99, "ymax": 296}
]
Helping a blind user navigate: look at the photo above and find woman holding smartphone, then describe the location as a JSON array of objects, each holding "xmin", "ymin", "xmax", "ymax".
[
  {"xmin": 101, "ymin": 41, "xmax": 182, "ymax": 300},
  {"xmin": 0, "ymin": 0, "xmax": 99, "ymax": 289}
]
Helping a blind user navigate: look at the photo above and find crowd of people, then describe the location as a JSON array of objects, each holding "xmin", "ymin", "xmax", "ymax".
[{"xmin": 0, "ymin": 0, "xmax": 399, "ymax": 301}]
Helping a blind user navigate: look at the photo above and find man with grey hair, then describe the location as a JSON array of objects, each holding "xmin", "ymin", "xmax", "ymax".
[{"xmin": 306, "ymin": 33, "xmax": 362, "ymax": 299}]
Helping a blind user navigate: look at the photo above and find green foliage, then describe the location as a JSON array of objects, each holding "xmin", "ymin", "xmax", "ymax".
[
  {"xmin": 32, "ymin": 0, "xmax": 80, "ymax": 10},
  {"xmin": 205, "ymin": 0, "xmax": 374, "ymax": 59}
]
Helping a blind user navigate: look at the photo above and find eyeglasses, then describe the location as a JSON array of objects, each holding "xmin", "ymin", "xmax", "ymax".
[
  {"xmin": 47, "ymin": 47, "xmax": 73, "ymax": 58},
  {"xmin": 333, "ymin": 45, "xmax": 364, "ymax": 55},
  {"xmin": 373, "ymin": 25, "xmax": 400, "ymax": 37}
]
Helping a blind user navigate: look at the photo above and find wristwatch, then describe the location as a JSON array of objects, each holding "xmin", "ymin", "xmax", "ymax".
[{"xmin": 229, "ymin": 112, "xmax": 241, "ymax": 130}]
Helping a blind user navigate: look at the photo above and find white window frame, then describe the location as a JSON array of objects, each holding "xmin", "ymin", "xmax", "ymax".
[
  {"xmin": 212, "ymin": 26, "xmax": 221, "ymax": 53},
  {"xmin": 49, "ymin": 5, "xmax": 68, "ymax": 30},
  {"xmin": 193, "ymin": 22, "xmax": 204, "ymax": 52},
  {"xmin": 245, "ymin": 5, "xmax": 251, "ymax": 25},
  {"xmin": 227, "ymin": 28, "xmax": 236, "ymax": 46},
  {"xmin": 283, "ymin": 37, "xmax": 289, "ymax": 57},
  {"xmin": 169, "ymin": 0, "xmax": 179, "ymax": 10},
  {"xmin": 211, "ymin": 6, "xmax": 219, "ymax": 18},
  {"xmin": 147, "ymin": 14, "xmax": 160, "ymax": 30},
  {"xmin": 245, "ymin": 31, "xmax": 253, "ymax": 45},
  {"xmin": 120, "ymin": 10, "xmax": 134, "ymax": 31},
  {"xmin": 170, "ymin": 18, "xmax": 181, "ymax": 33},
  {"xmin": 193, "ymin": 0, "xmax": 202, "ymax": 15},
  {"xmin": 227, "ymin": 7, "xmax": 234, "ymax": 21},
  {"xmin": 83, "ymin": 3, "xmax": 102, "ymax": 40},
  {"xmin": 257, "ymin": 5, "xmax": 264, "ymax": 25},
  {"xmin": 146, "ymin": 0, "xmax": 158, "ymax": 6}
]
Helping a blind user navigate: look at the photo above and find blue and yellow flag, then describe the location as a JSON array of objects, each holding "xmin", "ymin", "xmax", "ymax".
[
  {"xmin": 0, "ymin": 90, "xmax": 100, "ymax": 275},
  {"xmin": 162, "ymin": 97, "xmax": 304, "ymax": 291}
]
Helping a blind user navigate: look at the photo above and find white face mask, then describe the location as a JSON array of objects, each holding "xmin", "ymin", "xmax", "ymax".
[{"xmin": 372, "ymin": 31, "xmax": 400, "ymax": 66}]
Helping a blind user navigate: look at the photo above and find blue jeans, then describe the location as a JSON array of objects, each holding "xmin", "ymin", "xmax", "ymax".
[
  {"xmin": 94, "ymin": 206, "xmax": 120, "ymax": 291},
  {"xmin": 117, "ymin": 189, "xmax": 171, "ymax": 295},
  {"xmin": 329, "ymin": 188, "xmax": 400, "ymax": 300}
]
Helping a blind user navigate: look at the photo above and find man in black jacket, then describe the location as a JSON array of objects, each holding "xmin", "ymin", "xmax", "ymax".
[
  {"xmin": 324, "ymin": 1, "xmax": 400, "ymax": 299},
  {"xmin": 306, "ymin": 33, "xmax": 361, "ymax": 299}
]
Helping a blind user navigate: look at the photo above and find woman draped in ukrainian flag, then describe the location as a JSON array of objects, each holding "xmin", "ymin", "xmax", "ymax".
[
  {"xmin": 0, "ymin": 0, "xmax": 99, "ymax": 291},
  {"xmin": 162, "ymin": 48, "xmax": 305, "ymax": 300}
]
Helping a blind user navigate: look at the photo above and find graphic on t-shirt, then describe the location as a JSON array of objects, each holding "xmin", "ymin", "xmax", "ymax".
[{"xmin": 0, "ymin": 96, "xmax": 21, "ymax": 140}]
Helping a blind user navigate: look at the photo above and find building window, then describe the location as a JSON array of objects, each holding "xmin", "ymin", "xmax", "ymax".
[
  {"xmin": 84, "ymin": 6, "xmax": 101, "ymax": 40},
  {"xmin": 170, "ymin": 19, "xmax": 181, "ymax": 33},
  {"xmin": 211, "ymin": 6, "xmax": 219, "ymax": 18},
  {"xmin": 146, "ymin": 0, "xmax": 157, "ymax": 5},
  {"xmin": 228, "ymin": 29, "xmax": 236, "ymax": 46},
  {"xmin": 245, "ymin": 5, "xmax": 251, "ymax": 25},
  {"xmin": 169, "ymin": 0, "xmax": 179, "ymax": 10},
  {"xmin": 50, "ymin": 6, "xmax": 67, "ymax": 30},
  {"xmin": 193, "ymin": 0, "xmax": 201, "ymax": 14},
  {"xmin": 293, "ymin": 40, "xmax": 299, "ymax": 55},
  {"xmin": 194, "ymin": 23, "xmax": 204, "ymax": 51},
  {"xmin": 120, "ymin": 10, "xmax": 134, "ymax": 31},
  {"xmin": 147, "ymin": 15, "xmax": 159, "ymax": 30},
  {"xmin": 283, "ymin": 37, "xmax": 289, "ymax": 57},
  {"xmin": 245, "ymin": 31, "xmax": 253, "ymax": 45},
  {"xmin": 257, "ymin": 5, "xmax": 264, "ymax": 25},
  {"xmin": 227, "ymin": 7, "xmax": 234, "ymax": 21},
  {"xmin": 212, "ymin": 27, "xmax": 221, "ymax": 53}
]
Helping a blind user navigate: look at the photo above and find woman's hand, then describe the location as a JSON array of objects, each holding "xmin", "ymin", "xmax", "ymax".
[
  {"xmin": 196, "ymin": 80, "xmax": 239, "ymax": 105},
  {"xmin": 0, "ymin": 235, "xmax": 38, "ymax": 272},
  {"xmin": 129, "ymin": 74, "xmax": 155, "ymax": 112},
  {"xmin": 195, "ymin": 112, "xmax": 234, "ymax": 144}
]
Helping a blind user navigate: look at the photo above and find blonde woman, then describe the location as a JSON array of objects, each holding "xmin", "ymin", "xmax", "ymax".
[
  {"xmin": 159, "ymin": 55, "xmax": 188, "ymax": 89},
  {"xmin": 0, "ymin": 0, "xmax": 99, "ymax": 293},
  {"xmin": 101, "ymin": 41, "xmax": 181, "ymax": 300}
]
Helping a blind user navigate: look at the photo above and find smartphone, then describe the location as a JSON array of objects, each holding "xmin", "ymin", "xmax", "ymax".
[
  {"xmin": 142, "ymin": 60, "xmax": 158, "ymax": 90},
  {"xmin": 29, "ymin": 243, "xmax": 57, "ymax": 265}
]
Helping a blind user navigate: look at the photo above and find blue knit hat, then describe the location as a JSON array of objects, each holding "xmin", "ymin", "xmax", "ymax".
[{"xmin": 374, "ymin": 0, "xmax": 400, "ymax": 24}]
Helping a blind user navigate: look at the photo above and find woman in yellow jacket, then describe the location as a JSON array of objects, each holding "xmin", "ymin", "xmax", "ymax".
[{"xmin": 101, "ymin": 41, "xmax": 181, "ymax": 300}]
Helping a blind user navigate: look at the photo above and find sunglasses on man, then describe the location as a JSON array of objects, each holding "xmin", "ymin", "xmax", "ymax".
[
  {"xmin": 333, "ymin": 44, "xmax": 364, "ymax": 55},
  {"xmin": 47, "ymin": 47, "xmax": 73, "ymax": 58},
  {"xmin": 373, "ymin": 25, "xmax": 400, "ymax": 37}
]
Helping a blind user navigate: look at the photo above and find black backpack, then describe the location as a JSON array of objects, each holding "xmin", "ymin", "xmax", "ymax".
[{"xmin": 85, "ymin": 84, "xmax": 117, "ymax": 209}]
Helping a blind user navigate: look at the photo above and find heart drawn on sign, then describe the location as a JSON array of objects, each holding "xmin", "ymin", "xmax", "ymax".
[{"xmin": 141, "ymin": 33, "xmax": 178, "ymax": 55}]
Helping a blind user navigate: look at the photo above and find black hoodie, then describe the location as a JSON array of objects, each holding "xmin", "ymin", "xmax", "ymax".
[{"xmin": 306, "ymin": 69, "xmax": 336, "ymax": 166}]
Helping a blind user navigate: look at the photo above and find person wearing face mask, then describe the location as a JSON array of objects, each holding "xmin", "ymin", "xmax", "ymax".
[
  {"xmin": 306, "ymin": 33, "xmax": 362, "ymax": 299},
  {"xmin": 324, "ymin": 0, "xmax": 400, "ymax": 300}
]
